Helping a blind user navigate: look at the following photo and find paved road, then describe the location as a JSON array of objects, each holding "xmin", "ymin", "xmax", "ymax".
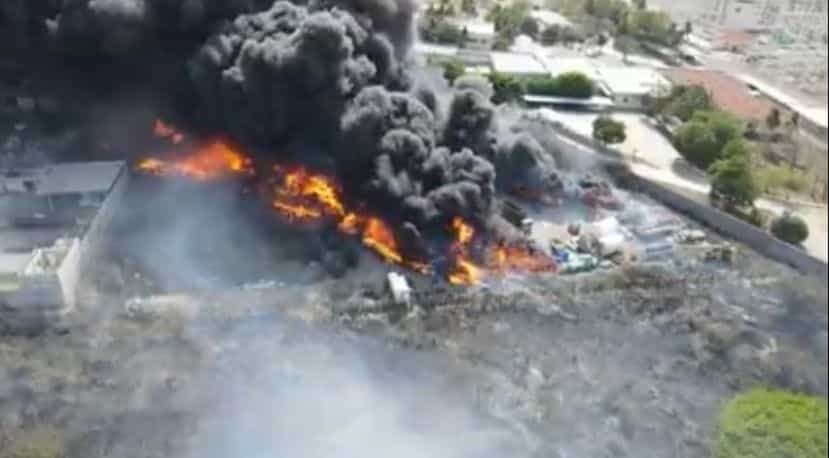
[{"xmin": 542, "ymin": 109, "xmax": 829, "ymax": 261}]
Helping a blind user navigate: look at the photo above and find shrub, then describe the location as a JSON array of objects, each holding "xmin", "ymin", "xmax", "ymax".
[
  {"xmin": 708, "ymin": 143, "xmax": 758, "ymax": 208},
  {"xmin": 770, "ymin": 213, "xmax": 810, "ymax": 245},
  {"xmin": 592, "ymin": 115, "xmax": 627, "ymax": 144},
  {"xmin": 524, "ymin": 72, "xmax": 593, "ymax": 99},
  {"xmin": 715, "ymin": 389, "xmax": 828, "ymax": 458}
]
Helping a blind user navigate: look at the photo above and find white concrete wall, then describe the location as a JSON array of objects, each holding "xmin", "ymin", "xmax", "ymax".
[{"xmin": 56, "ymin": 238, "xmax": 81, "ymax": 310}]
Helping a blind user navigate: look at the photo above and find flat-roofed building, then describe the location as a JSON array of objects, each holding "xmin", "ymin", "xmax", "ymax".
[
  {"xmin": 490, "ymin": 52, "xmax": 549, "ymax": 77},
  {"xmin": 1, "ymin": 161, "xmax": 128, "ymax": 327}
]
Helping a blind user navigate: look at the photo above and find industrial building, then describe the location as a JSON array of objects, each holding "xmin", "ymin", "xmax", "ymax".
[
  {"xmin": 595, "ymin": 67, "xmax": 672, "ymax": 110},
  {"xmin": 1, "ymin": 161, "xmax": 127, "ymax": 322}
]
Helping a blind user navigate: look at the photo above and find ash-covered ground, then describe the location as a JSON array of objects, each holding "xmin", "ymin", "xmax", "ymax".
[{"xmin": 2, "ymin": 174, "xmax": 826, "ymax": 458}]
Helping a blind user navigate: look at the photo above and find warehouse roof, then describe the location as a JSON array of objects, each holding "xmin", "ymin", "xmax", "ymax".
[
  {"xmin": 598, "ymin": 66, "xmax": 670, "ymax": 96},
  {"xmin": 490, "ymin": 52, "xmax": 549, "ymax": 75}
]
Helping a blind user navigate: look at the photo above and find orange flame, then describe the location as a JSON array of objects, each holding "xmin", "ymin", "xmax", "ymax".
[
  {"xmin": 153, "ymin": 119, "xmax": 185, "ymax": 145},
  {"xmin": 137, "ymin": 122, "xmax": 556, "ymax": 283},
  {"xmin": 137, "ymin": 139, "xmax": 254, "ymax": 181},
  {"xmin": 446, "ymin": 217, "xmax": 556, "ymax": 285},
  {"xmin": 268, "ymin": 166, "xmax": 430, "ymax": 273}
]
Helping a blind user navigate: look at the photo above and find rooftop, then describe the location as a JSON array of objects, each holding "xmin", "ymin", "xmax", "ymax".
[
  {"xmin": 490, "ymin": 52, "xmax": 549, "ymax": 75},
  {"xmin": 530, "ymin": 10, "xmax": 574, "ymax": 28},
  {"xmin": 664, "ymin": 68, "xmax": 774, "ymax": 121},
  {"xmin": 541, "ymin": 57, "xmax": 602, "ymax": 80},
  {"xmin": 1, "ymin": 161, "xmax": 125, "ymax": 196},
  {"xmin": 598, "ymin": 66, "xmax": 671, "ymax": 96}
]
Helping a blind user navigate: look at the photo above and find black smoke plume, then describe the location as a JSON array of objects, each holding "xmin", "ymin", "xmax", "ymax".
[{"xmin": 2, "ymin": 0, "xmax": 564, "ymax": 237}]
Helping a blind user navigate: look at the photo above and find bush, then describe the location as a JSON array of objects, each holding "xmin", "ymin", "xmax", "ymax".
[
  {"xmin": 770, "ymin": 213, "xmax": 810, "ymax": 245},
  {"xmin": 2, "ymin": 428, "xmax": 64, "ymax": 458},
  {"xmin": 441, "ymin": 59, "xmax": 466, "ymax": 85},
  {"xmin": 592, "ymin": 115, "xmax": 627, "ymax": 144},
  {"xmin": 715, "ymin": 389, "xmax": 828, "ymax": 458},
  {"xmin": 489, "ymin": 72, "xmax": 525, "ymax": 104},
  {"xmin": 524, "ymin": 72, "xmax": 593, "ymax": 99},
  {"xmin": 674, "ymin": 110, "xmax": 741, "ymax": 169}
]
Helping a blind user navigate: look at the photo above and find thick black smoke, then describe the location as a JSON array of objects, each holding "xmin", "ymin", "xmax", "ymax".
[{"xmin": 2, "ymin": 0, "xmax": 564, "ymax": 237}]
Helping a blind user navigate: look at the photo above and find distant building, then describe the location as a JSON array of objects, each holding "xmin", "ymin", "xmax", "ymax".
[
  {"xmin": 596, "ymin": 67, "xmax": 672, "ymax": 110},
  {"xmin": 664, "ymin": 68, "xmax": 774, "ymax": 121},
  {"xmin": 1, "ymin": 161, "xmax": 127, "ymax": 322}
]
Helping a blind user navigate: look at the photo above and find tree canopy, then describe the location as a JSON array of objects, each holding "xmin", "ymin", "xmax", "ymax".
[
  {"xmin": 674, "ymin": 110, "xmax": 741, "ymax": 169},
  {"xmin": 715, "ymin": 389, "xmax": 827, "ymax": 458},
  {"xmin": 664, "ymin": 85, "xmax": 713, "ymax": 122},
  {"xmin": 707, "ymin": 140, "xmax": 758, "ymax": 208},
  {"xmin": 770, "ymin": 213, "xmax": 810, "ymax": 245},
  {"xmin": 592, "ymin": 115, "xmax": 627, "ymax": 144},
  {"xmin": 441, "ymin": 59, "xmax": 466, "ymax": 85},
  {"xmin": 489, "ymin": 72, "xmax": 526, "ymax": 104},
  {"xmin": 525, "ymin": 72, "xmax": 593, "ymax": 99}
]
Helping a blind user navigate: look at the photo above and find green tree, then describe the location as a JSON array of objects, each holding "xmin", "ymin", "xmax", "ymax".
[
  {"xmin": 489, "ymin": 72, "xmax": 525, "ymax": 104},
  {"xmin": 520, "ymin": 17, "xmax": 540, "ymax": 38},
  {"xmin": 441, "ymin": 59, "xmax": 466, "ymax": 85},
  {"xmin": 675, "ymin": 110, "xmax": 741, "ymax": 169},
  {"xmin": 461, "ymin": 0, "xmax": 476, "ymax": 15},
  {"xmin": 666, "ymin": 85, "xmax": 713, "ymax": 121},
  {"xmin": 553, "ymin": 72, "xmax": 593, "ymax": 98},
  {"xmin": 770, "ymin": 212, "xmax": 810, "ymax": 245},
  {"xmin": 592, "ymin": 115, "xmax": 627, "ymax": 144},
  {"xmin": 541, "ymin": 25, "xmax": 561, "ymax": 45},
  {"xmin": 708, "ymin": 141, "xmax": 758, "ymax": 209},
  {"xmin": 524, "ymin": 72, "xmax": 593, "ymax": 99},
  {"xmin": 715, "ymin": 389, "xmax": 827, "ymax": 458},
  {"xmin": 766, "ymin": 107, "xmax": 781, "ymax": 130}
]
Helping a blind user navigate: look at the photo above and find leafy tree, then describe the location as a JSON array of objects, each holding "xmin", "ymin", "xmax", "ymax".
[
  {"xmin": 520, "ymin": 17, "xmax": 540, "ymax": 38},
  {"xmin": 715, "ymin": 389, "xmax": 827, "ymax": 458},
  {"xmin": 626, "ymin": 9, "xmax": 675, "ymax": 46},
  {"xmin": 461, "ymin": 0, "xmax": 476, "ymax": 15},
  {"xmin": 422, "ymin": 20, "xmax": 467, "ymax": 45},
  {"xmin": 770, "ymin": 212, "xmax": 810, "ymax": 245},
  {"xmin": 592, "ymin": 115, "xmax": 627, "ymax": 144},
  {"xmin": 553, "ymin": 72, "xmax": 593, "ymax": 98},
  {"xmin": 489, "ymin": 72, "xmax": 525, "ymax": 104},
  {"xmin": 541, "ymin": 25, "xmax": 561, "ymax": 45},
  {"xmin": 708, "ymin": 141, "xmax": 758, "ymax": 209},
  {"xmin": 524, "ymin": 72, "xmax": 593, "ymax": 99},
  {"xmin": 675, "ymin": 111, "xmax": 741, "ymax": 169},
  {"xmin": 441, "ymin": 59, "xmax": 466, "ymax": 85},
  {"xmin": 633, "ymin": 0, "xmax": 647, "ymax": 10},
  {"xmin": 665, "ymin": 85, "xmax": 712, "ymax": 121},
  {"xmin": 766, "ymin": 107, "xmax": 781, "ymax": 130}
]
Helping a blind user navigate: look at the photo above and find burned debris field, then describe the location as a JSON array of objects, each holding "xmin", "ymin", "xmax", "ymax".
[{"xmin": 1, "ymin": 0, "xmax": 827, "ymax": 457}]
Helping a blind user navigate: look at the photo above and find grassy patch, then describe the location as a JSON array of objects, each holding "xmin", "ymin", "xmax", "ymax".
[
  {"xmin": 715, "ymin": 389, "xmax": 828, "ymax": 458},
  {"xmin": 1, "ymin": 427, "xmax": 64, "ymax": 458}
]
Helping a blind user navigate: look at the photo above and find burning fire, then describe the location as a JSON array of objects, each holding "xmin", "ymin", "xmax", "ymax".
[
  {"xmin": 153, "ymin": 119, "xmax": 185, "ymax": 145},
  {"xmin": 137, "ymin": 120, "xmax": 556, "ymax": 284},
  {"xmin": 138, "ymin": 120, "xmax": 254, "ymax": 180},
  {"xmin": 446, "ymin": 217, "xmax": 556, "ymax": 285},
  {"xmin": 269, "ymin": 165, "xmax": 430, "ymax": 273}
]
